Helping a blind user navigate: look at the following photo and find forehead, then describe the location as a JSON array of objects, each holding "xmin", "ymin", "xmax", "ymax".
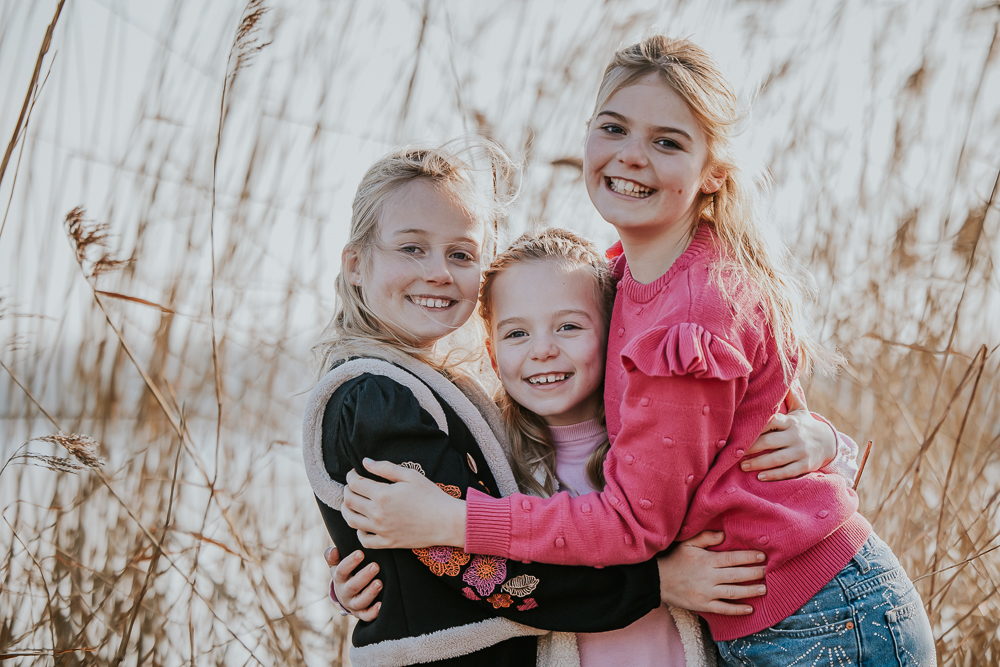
[
  {"xmin": 601, "ymin": 73, "xmax": 702, "ymax": 136},
  {"xmin": 379, "ymin": 179, "xmax": 482, "ymax": 243},
  {"xmin": 492, "ymin": 260, "xmax": 602, "ymax": 316}
]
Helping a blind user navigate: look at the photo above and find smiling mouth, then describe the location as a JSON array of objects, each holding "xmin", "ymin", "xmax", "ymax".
[
  {"xmin": 408, "ymin": 296, "xmax": 456, "ymax": 309},
  {"xmin": 526, "ymin": 372, "xmax": 574, "ymax": 386},
  {"xmin": 607, "ymin": 177, "xmax": 654, "ymax": 198}
]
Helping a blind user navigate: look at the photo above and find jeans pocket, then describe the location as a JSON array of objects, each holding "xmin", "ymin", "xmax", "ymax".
[
  {"xmin": 885, "ymin": 600, "xmax": 937, "ymax": 667},
  {"xmin": 718, "ymin": 611, "xmax": 861, "ymax": 667}
]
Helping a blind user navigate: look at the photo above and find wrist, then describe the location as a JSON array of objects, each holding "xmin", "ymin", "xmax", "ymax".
[
  {"xmin": 329, "ymin": 579, "xmax": 350, "ymax": 617},
  {"xmin": 811, "ymin": 412, "xmax": 839, "ymax": 466},
  {"xmin": 448, "ymin": 497, "xmax": 467, "ymax": 548}
]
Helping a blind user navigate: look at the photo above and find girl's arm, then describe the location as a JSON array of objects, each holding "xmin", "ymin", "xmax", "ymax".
[
  {"xmin": 327, "ymin": 374, "xmax": 661, "ymax": 632},
  {"xmin": 345, "ymin": 365, "xmax": 739, "ymax": 566}
]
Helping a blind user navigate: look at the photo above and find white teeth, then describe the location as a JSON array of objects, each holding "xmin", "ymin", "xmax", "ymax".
[
  {"xmin": 412, "ymin": 297, "xmax": 451, "ymax": 308},
  {"xmin": 527, "ymin": 373, "xmax": 570, "ymax": 385},
  {"xmin": 609, "ymin": 177, "xmax": 652, "ymax": 198}
]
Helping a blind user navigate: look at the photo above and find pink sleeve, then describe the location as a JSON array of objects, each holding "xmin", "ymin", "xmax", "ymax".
[{"xmin": 465, "ymin": 323, "xmax": 750, "ymax": 566}]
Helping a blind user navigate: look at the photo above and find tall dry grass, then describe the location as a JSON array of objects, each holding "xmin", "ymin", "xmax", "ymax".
[{"xmin": 0, "ymin": 0, "xmax": 998, "ymax": 664}]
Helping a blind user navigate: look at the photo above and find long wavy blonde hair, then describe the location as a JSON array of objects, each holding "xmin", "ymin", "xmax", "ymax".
[
  {"xmin": 479, "ymin": 228, "xmax": 617, "ymax": 496},
  {"xmin": 314, "ymin": 141, "xmax": 516, "ymax": 374},
  {"xmin": 591, "ymin": 35, "xmax": 840, "ymax": 376}
]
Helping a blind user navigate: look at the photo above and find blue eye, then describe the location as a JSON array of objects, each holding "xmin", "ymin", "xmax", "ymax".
[
  {"xmin": 400, "ymin": 245, "xmax": 423, "ymax": 255},
  {"xmin": 600, "ymin": 123, "xmax": 625, "ymax": 135},
  {"xmin": 504, "ymin": 330, "xmax": 527, "ymax": 340},
  {"xmin": 558, "ymin": 323, "xmax": 581, "ymax": 332},
  {"xmin": 656, "ymin": 138, "xmax": 682, "ymax": 150},
  {"xmin": 451, "ymin": 250, "xmax": 476, "ymax": 262}
]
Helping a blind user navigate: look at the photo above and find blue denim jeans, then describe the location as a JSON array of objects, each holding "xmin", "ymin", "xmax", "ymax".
[{"xmin": 716, "ymin": 533, "xmax": 936, "ymax": 666}]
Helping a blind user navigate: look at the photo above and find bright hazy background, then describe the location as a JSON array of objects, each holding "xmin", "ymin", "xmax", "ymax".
[{"xmin": 1, "ymin": 0, "xmax": 998, "ymax": 664}]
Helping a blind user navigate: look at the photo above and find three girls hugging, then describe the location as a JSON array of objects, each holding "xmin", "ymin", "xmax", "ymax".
[{"xmin": 301, "ymin": 35, "xmax": 936, "ymax": 667}]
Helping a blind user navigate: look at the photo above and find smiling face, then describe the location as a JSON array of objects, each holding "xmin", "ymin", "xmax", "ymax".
[
  {"xmin": 487, "ymin": 259, "xmax": 607, "ymax": 426},
  {"xmin": 348, "ymin": 179, "xmax": 482, "ymax": 347},
  {"xmin": 584, "ymin": 72, "xmax": 722, "ymax": 243}
]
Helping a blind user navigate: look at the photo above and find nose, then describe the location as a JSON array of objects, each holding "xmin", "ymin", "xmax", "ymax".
[
  {"xmin": 529, "ymin": 333, "xmax": 559, "ymax": 362},
  {"xmin": 617, "ymin": 136, "xmax": 648, "ymax": 168},
  {"xmin": 423, "ymin": 251, "xmax": 454, "ymax": 285}
]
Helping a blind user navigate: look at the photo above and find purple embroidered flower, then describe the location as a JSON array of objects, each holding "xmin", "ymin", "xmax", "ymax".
[
  {"xmin": 462, "ymin": 555, "xmax": 507, "ymax": 597},
  {"xmin": 428, "ymin": 546, "xmax": 453, "ymax": 563}
]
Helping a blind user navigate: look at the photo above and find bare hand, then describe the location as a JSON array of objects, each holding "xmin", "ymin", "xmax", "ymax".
[
  {"xmin": 342, "ymin": 459, "xmax": 466, "ymax": 549},
  {"xmin": 657, "ymin": 531, "xmax": 767, "ymax": 615},
  {"xmin": 742, "ymin": 388, "xmax": 837, "ymax": 481},
  {"xmin": 325, "ymin": 546, "xmax": 382, "ymax": 621}
]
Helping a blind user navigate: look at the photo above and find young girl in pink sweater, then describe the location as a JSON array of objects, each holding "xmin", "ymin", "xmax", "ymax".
[{"xmin": 341, "ymin": 36, "xmax": 936, "ymax": 665}]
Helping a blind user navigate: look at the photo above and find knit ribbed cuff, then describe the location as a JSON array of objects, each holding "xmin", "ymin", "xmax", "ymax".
[{"xmin": 464, "ymin": 488, "xmax": 513, "ymax": 557}]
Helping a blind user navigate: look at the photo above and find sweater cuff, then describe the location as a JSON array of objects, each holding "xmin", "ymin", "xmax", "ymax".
[
  {"xmin": 812, "ymin": 412, "xmax": 860, "ymax": 482},
  {"xmin": 464, "ymin": 487, "xmax": 513, "ymax": 557}
]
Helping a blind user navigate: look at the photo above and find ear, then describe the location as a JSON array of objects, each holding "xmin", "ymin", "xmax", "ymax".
[
  {"xmin": 701, "ymin": 167, "xmax": 727, "ymax": 195},
  {"xmin": 484, "ymin": 338, "xmax": 499, "ymax": 376},
  {"xmin": 343, "ymin": 246, "xmax": 363, "ymax": 286}
]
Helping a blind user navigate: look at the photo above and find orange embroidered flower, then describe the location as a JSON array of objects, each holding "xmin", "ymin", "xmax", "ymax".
[
  {"xmin": 413, "ymin": 545, "xmax": 471, "ymax": 577},
  {"xmin": 486, "ymin": 593, "xmax": 513, "ymax": 609},
  {"xmin": 436, "ymin": 483, "xmax": 462, "ymax": 498}
]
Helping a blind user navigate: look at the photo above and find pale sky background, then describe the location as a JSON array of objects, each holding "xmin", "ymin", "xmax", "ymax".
[{"xmin": 1, "ymin": 1, "xmax": 998, "ymax": 663}]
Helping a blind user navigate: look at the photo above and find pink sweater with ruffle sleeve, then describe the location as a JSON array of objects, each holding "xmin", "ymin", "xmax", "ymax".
[{"xmin": 465, "ymin": 225, "xmax": 871, "ymax": 641}]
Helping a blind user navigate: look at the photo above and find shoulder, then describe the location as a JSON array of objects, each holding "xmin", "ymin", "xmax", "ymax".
[
  {"xmin": 319, "ymin": 361, "xmax": 450, "ymax": 436},
  {"xmin": 670, "ymin": 237, "xmax": 770, "ymax": 348}
]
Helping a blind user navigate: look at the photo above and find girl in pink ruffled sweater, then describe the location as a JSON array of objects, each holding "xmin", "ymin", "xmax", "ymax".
[{"xmin": 342, "ymin": 37, "xmax": 936, "ymax": 665}]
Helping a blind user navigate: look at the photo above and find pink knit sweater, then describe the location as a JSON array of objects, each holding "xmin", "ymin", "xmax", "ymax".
[{"xmin": 466, "ymin": 226, "xmax": 871, "ymax": 641}]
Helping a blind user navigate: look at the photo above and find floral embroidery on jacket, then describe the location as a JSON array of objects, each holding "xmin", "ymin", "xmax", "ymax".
[
  {"xmin": 413, "ymin": 545, "xmax": 471, "ymax": 577},
  {"xmin": 486, "ymin": 593, "xmax": 513, "ymax": 609},
  {"xmin": 436, "ymin": 483, "xmax": 462, "ymax": 499},
  {"xmin": 501, "ymin": 574, "xmax": 539, "ymax": 598},
  {"xmin": 461, "ymin": 587, "xmax": 480, "ymax": 601},
  {"xmin": 517, "ymin": 597, "xmax": 539, "ymax": 611},
  {"xmin": 462, "ymin": 554, "xmax": 507, "ymax": 597}
]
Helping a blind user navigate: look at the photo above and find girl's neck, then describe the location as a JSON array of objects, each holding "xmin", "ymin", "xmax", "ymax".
[{"xmin": 617, "ymin": 219, "xmax": 698, "ymax": 284}]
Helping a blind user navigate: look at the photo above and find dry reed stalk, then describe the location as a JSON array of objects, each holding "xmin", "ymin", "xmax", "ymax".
[
  {"xmin": 1, "ymin": 0, "xmax": 997, "ymax": 663},
  {"xmin": 0, "ymin": 0, "xmax": 64, "ymax": 190}
]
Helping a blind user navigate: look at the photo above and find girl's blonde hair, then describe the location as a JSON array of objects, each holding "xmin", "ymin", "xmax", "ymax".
[
  {"xmin": 315, "ymin": 141, "xmax": 516, "ymax": 373},
  {"xmin": 592, "ymin": 35, "xmax": 839, "ymax": 376},
  {"xmin": 479, "ymin": 228, "xmax": 616, "ymax": 496}
]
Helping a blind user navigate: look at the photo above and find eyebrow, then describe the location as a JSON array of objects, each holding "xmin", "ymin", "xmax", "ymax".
[
  {"xmin": 495, "ymin": 309, "xmax": 594, "ymax": 330},
  {"xmin": 596, "ymin": 110, "xmax": 693, "ymax": 141},
  {"xmin": 391, "ymin": 228, "xmax": 479, "ymax": 245}
]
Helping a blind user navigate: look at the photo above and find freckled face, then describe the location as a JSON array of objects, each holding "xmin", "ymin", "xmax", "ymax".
[
  {"xmin": 488, "ymin": 260, "xmax": 607, "ymax": 427},
  {"xmin": 584, "ymin": 73, "xmax": 715, "ymax": 238},
  {"xmin": 353, "ymin": 180, "xmax": 482, "ymax": 347}
]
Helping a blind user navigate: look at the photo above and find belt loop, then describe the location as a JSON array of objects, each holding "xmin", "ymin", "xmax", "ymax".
[{"xmin": 853, "ymin": 548, "xmax": 871, "ymax": 574}]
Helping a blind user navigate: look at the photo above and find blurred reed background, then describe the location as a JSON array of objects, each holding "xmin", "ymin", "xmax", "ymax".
[{"xmin": 0, "ymin": 0, "xmax": 998, "ymax": 664}]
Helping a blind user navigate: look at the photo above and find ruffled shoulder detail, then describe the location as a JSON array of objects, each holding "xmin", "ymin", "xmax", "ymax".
[
  {"xmin": 620, "ymin": 322, "xmax": 752, "ymax": 381},
  {"xmin": 606, "ymin": 241, "xmax": 627, "ymax": 279}
]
